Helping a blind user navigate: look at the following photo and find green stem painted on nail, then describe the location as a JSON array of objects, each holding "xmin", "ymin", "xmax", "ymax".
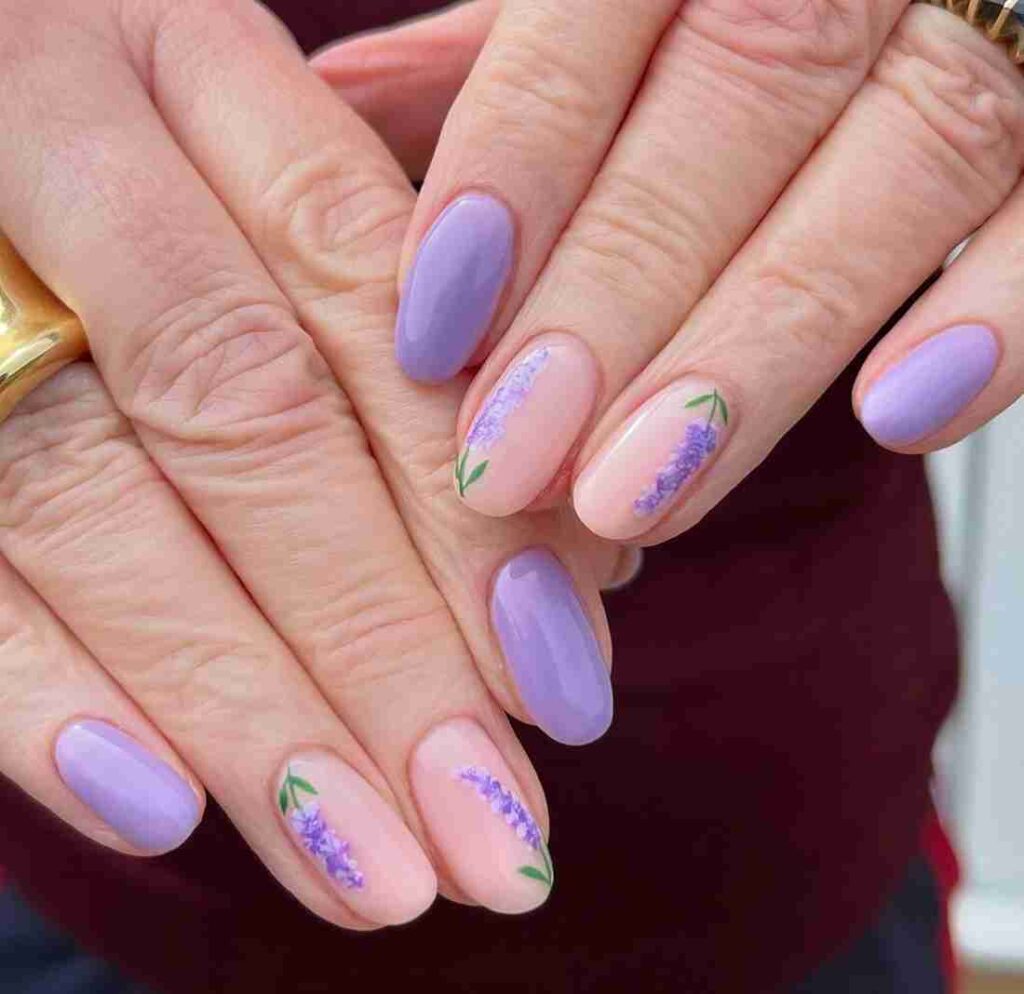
[
  {"xmin": 685, "ymin": 389, "xmax": 729, "ymax": 428},
  {"xmin": 278, "ymin": 766, "xmax": 319, "ymax": 815},
  {"xmin": 455, "ymin": 448, "xmax": 489, "ymax": 497},
  {"xmin": 517, "ymin": 841, "xmax": 554, "ymax": 888}
]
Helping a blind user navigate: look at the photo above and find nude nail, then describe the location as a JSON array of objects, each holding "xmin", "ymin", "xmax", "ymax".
[
  {"xmin": 456, "ymin": 334, "xmax": 599, "ymax": 516},
  {"xmin": 410, "ymin": 719, "xmax": 553, "ymax": 915},
  {"xmin": 277, "ymin": 751, "xmax": 437, "ymax": 926},
  {"xmin": 574, "ymin": 378, "xmax": 731, "ymax": 540}
]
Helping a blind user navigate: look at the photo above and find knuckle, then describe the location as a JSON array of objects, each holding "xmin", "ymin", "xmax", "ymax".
[
  {"xmin": 121, "ymin": 288, "xmax": 343, "ymax": 443},
  {"xmin": 307, "ymin": 573, "xmax": 456, "ymax": 692},
  {"xmin": 474, "ymin": 31, "xmax": 609, "ymax": 157},
  {"xmin": 683, "ymin": 0, "xmax": 875, "ymax": 75},
  {"xmin": 742, "ymin": 258, "xmax": 860, "ymax": 353},
  {"xmin": 0, "ymin": 365, "xmax": 158, "ymax": 545},
  {"xmin": 872, "ymin": 10, "xmax": 1024, "ymax": 202},
  {"xmin": 566, "ymin": 167, "xmax": 713, "ymax": 310},
  {"xmin": 257, "ymin": 143, "xmax": 412, "ymax": 303}
]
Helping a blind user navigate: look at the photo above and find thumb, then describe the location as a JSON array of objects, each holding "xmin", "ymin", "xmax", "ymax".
[{"xmin": 310, "ymin": 1, "xmax": 499, "ymax": 181}]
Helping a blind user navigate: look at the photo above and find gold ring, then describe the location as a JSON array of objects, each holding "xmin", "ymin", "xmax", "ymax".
[
  {"xmin": 0, "ymin": 233, "xmax": 88, "ymax": 425},
  {"xmin": 918, "ymin": 0, "xmax": 1024, "ymax": 63}
]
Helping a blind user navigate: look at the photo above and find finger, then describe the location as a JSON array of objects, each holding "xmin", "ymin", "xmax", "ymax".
[
  {"xmin": 853, "ymin": 189, "xmax": 1024, "ymax": 451},
  {"xmin": 0, "ymin": 554, "xmax": 203, "ymax": 856},
  {"xmin": 393, "ymin": 0, "xmax": 680, "ymax": 382},
  {"xmin": 148, "ymin": 1, "xmax": 614, "ymax": 752},
  {"xmin": 571, "ymin": 4, "xmax": 1024, "ymax": 543},
  {"xmin": 452, "ymin": 0, "xmax": 908, "ymax": 517},
  {"xmin": 311, "ymin": 0, "xmax": 497, "ymax": 181},
  {"xmin": 0, "ymin": 364, "xmax": 436, "ymax": 928},
  {"xmin": 0, "ymin": 1, "xmax": 579, "ymax": 912}
]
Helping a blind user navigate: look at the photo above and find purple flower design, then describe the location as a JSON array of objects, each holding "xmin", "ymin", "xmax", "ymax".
[
  {"xmin": 634, "ymin": 390, "xmax": 728, "ymax": 518},
  {"xmin": 466, "ymin": 347, "xmax": 550, "ymax": 452},
  {"xmin": 634, "ymin": 422, "xmax": 718, "ymax": 517},
  {"xmin": 288, "ymin": 802, "xmax": 365, "ymax": 891},
  {"xmin": 456, "ymin": 766, "xmax": 554, "ymax": 887},
  {"xmin": 456, "ymin": 766, "xmax": 543, "ymax": 850}
]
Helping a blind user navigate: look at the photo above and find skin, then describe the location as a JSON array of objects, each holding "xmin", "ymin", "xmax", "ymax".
[
  {"xmin": 0, "ymin": 0, "xmax": 627, "ymax": 929},
  {"xmin": 345, "ymin": 1, "xmax": 1024, "ymax": 544}
]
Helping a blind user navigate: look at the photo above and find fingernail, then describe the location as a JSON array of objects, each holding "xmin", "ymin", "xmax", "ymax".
[
  {"xmin": 456, "ymin": 334, "xmax": 599, "ymax": 516},
  {"xmin": 54, "ymin": 719, "xmax": 200, "ymax": 854},
  {"xmin": 859, "ymin": 324, "xmax": 999, "ymax": 446},
  {"xmin": 574, "ymin": 379, "xmax": 731, "ymax": 541},
  {"xmin": 277, "ymin": 751, "xmax": 437, "ymax": 926},
  {"xmin": 492, "ymin": 549, "xmax": 612, "ymax": 746},
  {"xmin": 396, "ymin": 194, "xmax": 514, "ymax": 383},
  {"xmin": 410, "ymin": 718, "xmax": 553, "ymax": 915}
]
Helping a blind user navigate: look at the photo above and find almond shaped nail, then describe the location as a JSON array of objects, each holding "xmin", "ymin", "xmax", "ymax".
[
  {"xmin": 410, "ymin": 719, "xmax": 553, "ymax": 915},
  {"xmin": 456, "ymin": 334, "xmax": 599, "ymax": 516},
  {"xmin": 277, "ymin": 751, "xmax": 437, "ymax": 926},
  {"xmin": 574, "ymin": 379, "xmax": 731, "ymax": 541}
]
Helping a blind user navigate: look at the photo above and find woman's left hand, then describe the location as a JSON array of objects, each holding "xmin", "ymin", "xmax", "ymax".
[{"xmin": 319, "ymin": 0, "xmax": 1024, "ymax": 545}]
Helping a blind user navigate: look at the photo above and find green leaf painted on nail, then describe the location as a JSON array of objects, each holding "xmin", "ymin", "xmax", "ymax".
[
  {"xmin": 685, "ymin": 394, "xmax": 715, "ymax": 410},
  {"xmin": 465, "ymin": 461, "xmax": 489, "ymax": 489},
  {"xmin": 289, "ymin": 775, "xmax": 318, "ymax": 796},
  {"xmin": 278, "ymin": 784, "xmax": 290, "ymax": 815},
  {"xmin": 718, "ymin": 395, "xmax": 729, "ymax": 426},
  {"xmin": 518, "ymin": 865, "xmax": 552, "ymax": 886}
]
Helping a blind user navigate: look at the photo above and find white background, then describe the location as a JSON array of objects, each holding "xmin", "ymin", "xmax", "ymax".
[{"xmin": 930, "ymin": 400, "xmax": 1024, "ymax": 969}]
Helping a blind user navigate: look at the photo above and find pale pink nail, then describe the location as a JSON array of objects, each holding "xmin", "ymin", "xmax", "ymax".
[
  {"xmin": 277, "ymin": 751, "xmax": 437, "ymax": 926},
  {"xmin": 456, "ymin": 333, "xmax": 599, "ymax": 516},
  {"xmin": 410, "ymin": 719, "xmax": 553, "ymax": 915},
  {"xmin": 574, "ymin": 379, "xmax": 731, "ymax": 541}
]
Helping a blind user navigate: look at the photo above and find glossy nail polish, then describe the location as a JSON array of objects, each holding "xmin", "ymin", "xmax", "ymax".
[
  {"xmin": 277, "ymin": 751, "xmax": 437, "ymax": 926},
  {"xmin": 859, "ymin": 324, "xmax": 999, "ymax": 446},
  {"xmin": 456, "ymin": 334, "xmax": 599, "ymax": 516},
  {"xmin": 574, "ymin": 379, "xmax": 731, "ymax": 541},
  {"xmin": 410, "ymin": 718, "xmax": 553, "ymax": 915},
  {"xmin": 396, "ymin": 194, "xmax": 515, "ymax": 383},
  {"xmin": 491, "ymin": 549, "xmax": 612, "ymax": 746},
  {"xmin": 54, "ymin": 719, "xmax": 200, "ymax": 853}
]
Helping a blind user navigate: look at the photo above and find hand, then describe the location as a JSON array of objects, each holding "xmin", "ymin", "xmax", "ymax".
[
  {"xmin": 353, "ymin": 0, "xmax": 1024, "ymax": 543},
  {"xmin": 0, "ymin": 0, "xmax": 620, "ymax": 930}
]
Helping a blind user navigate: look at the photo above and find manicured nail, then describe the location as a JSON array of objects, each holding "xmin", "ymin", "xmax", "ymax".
[
  {"xmin": 456, "ymin": 334, "xmax": 599, "ymax": 516},
  {"xmin": 492, "ymin": 549, "xmax": 612, "ymax": 746},
  {"xmin": 396, "ymin": 194, "xmax": 515, "ymax": 383},
  {"xmin": 859, "ymin": 324, "xmax": 999, "ymax": 446},
  {"xmin": 54, "ymin": 719, "xmax": 200, "ymax": 854},
  {"xmin": 277, "ymin": 751, "xmax": 437, "ymax": 926},
  {"xmin": 410, "ymin": 718, "xmax": 552, "ymax": 915},
  {"xmin": 574, "ymin": 379, "xmax": 731, "ymax": 541}
]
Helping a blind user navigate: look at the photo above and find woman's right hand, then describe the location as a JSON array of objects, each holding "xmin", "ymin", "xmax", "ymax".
[{"xmin": 0, "ymin": 0, "xmax": 620, "ymax": 929}]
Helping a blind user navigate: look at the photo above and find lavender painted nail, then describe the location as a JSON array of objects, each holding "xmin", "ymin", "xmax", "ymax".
[
  {"xmin": 396, "ymin": 194, "xmax": 515, "ymax": 384},
  {"xmin": 55, "ymin": 720, "xmax": 200, "ymax": 853},
  {"xmin": 491, "ymin": 549, "xmax": 613, "ymax": 746},
  {"xmin": 860, "ymin": 324, "xmax": 1000, "ymax": 446}
]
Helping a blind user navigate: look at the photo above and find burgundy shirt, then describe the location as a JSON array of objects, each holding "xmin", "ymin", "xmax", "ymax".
[{"xmin": 0, "ymin": 4, "xmax": 957, "ymax": 991}]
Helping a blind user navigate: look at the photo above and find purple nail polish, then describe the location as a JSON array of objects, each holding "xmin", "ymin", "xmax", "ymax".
[
  {"xmin": 491, "ymin": 549, "xmax": 613, "ymax": 747},
  {"xmin": 55, "ymin": 720, "xmax": 200, "ymax": 853},
  {"xmin": 860, "ymin": 324, "xmax": 1000, "ymax": 446},
  {"xmin": 396, "ymin": 194, "xmax": 514, "ymax": 384}
]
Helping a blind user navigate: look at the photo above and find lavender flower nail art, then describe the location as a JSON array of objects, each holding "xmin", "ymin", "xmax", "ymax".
[
  {"xmin": 279, "ymin": 767, "xmax": 365, "ymax": 890},
  {"xmin": 634, "ymin": 389, "xmax": 728, "ymax": 517},
  {"xmin": 456, "ymin": 766, "xmax": 553, "ymax": 887},
  {"xmin": 455, "ymin": 347, "xmax": 551, "ymax": 497}
]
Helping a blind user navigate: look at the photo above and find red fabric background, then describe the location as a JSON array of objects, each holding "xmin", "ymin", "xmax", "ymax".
[{"xmin": 0, "ymin": 4, "xmax": 959, "ymax": 992}]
